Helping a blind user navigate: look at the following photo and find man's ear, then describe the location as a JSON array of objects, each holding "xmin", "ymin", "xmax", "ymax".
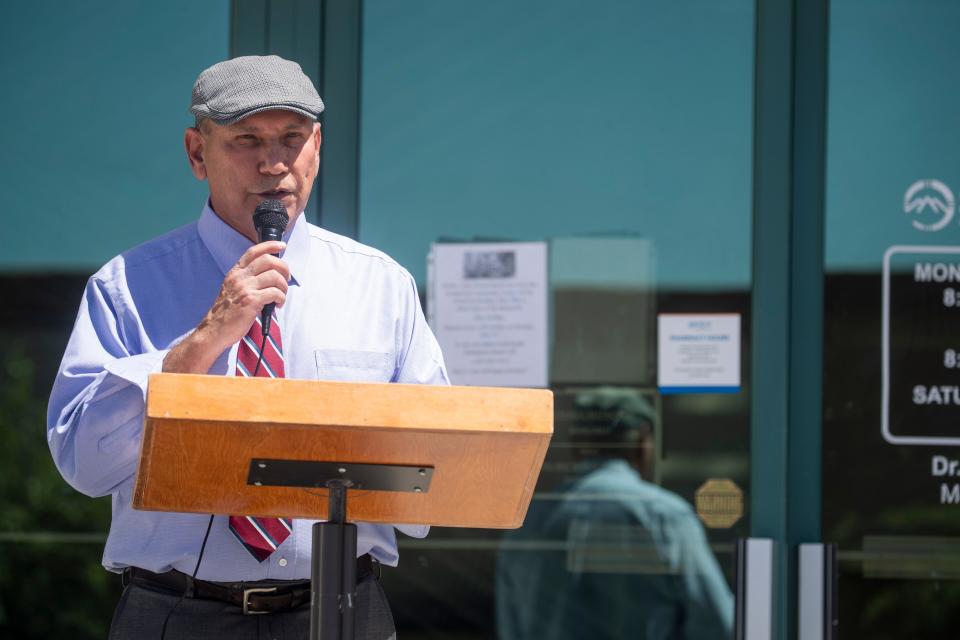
[
  {"xmin": 184, "ymin": 128, "xmax": 207, "ymax": 180},
  {"xmin": 314, "ymin": 123, "xmax": 322, "ymax": 157}
]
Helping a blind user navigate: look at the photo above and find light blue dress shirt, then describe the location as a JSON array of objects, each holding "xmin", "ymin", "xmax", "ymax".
[{"xmin": 47, "ymin": 203, "xmax": 449, "ymax": 581}]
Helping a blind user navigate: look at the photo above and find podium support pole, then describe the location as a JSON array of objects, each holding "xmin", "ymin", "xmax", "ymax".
[
  {"xmin": 238, "ymin": 457, "xmax": 440, "ymax": 638},
  {"xmin": 311, "ymin": 482, "xmax": 357, "ymax": 640}
]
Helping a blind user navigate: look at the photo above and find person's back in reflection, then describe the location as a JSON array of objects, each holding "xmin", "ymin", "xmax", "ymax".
[{"xmin": 496, "ymin": 388, "xmax": 733, "ymax": 640}]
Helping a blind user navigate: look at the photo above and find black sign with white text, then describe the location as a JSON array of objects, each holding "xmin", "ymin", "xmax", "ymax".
[{"xmin": 883, "ymin": 246, "xmax": 960, "ymax": 444}]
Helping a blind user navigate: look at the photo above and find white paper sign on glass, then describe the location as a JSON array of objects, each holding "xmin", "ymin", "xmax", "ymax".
[
  {"xmin": 428, "ymin": 242, "xmax": 548, "ymax": 388},
  {"xmin": 657, "ymin": 314, "xmax": 741, "ymax": 394}
]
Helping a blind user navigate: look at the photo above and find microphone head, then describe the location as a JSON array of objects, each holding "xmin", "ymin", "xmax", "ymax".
[{"xmin": 253, "ymin": 199, "xmax": 289, "ymax": 234}]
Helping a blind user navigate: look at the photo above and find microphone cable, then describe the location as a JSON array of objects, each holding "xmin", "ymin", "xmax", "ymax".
[
  {"xmin": 253, "ymin": 329, "xmax": 268, "ymax": 376},
  {"xmin": 159, "ymin": 514, "xmax": 214, "ymax": 639},
  {"xmin": 158, "ymin": 329, "xmax": 269, "ymax": 637}
]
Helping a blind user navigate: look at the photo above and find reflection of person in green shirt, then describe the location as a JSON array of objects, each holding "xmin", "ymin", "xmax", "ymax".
[{"xmin": 496, "ymin": 388, "xmax": 733, "ymax": 640}]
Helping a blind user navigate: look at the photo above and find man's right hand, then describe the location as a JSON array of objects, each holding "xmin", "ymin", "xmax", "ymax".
[{"xmin": 162, "ymin": 241, "xmax": 290, "ymax": 374}]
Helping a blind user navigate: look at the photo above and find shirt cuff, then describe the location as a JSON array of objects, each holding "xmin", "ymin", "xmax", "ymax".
[
  {"xmin": 103, "ymin": 351, "xmax": 168, "ymax": 400},
  {"xmin": 395, "ymin": 524, "xmax": 430, "ymax": 538}
]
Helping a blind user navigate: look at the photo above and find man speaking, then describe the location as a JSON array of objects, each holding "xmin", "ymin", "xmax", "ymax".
[{"xmin": 47, "ymin": 55, "xmax": 448, "ymax": 639}]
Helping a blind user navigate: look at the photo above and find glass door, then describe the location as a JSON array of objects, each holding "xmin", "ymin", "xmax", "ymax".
[
  {"xmin": 823, "ymin": 1, "xmax": 960, "ymax": 637},
  {"xmin": 358, "ymin": 1, "xmax": 756, "ymax": 637}
]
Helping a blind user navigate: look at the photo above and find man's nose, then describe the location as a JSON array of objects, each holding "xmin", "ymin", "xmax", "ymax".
[{"xmin": 259, "ymin": 143, "xmax": 289, "ymax": 175}]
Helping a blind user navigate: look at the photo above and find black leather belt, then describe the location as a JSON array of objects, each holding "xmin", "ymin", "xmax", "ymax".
[{"xmin": 123, "ymin": 554, "xmax": 376, "ymax": 615}]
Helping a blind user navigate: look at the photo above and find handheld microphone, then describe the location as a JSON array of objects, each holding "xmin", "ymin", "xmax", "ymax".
[{"xmin": 252, "ymin": 199, "xmax": 289, "ymax": 336}]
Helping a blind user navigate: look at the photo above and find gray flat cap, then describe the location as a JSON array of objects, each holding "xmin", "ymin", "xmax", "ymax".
[{"xmin": 190, "ymin": 55, "xmax": 324, "ymax": 126}]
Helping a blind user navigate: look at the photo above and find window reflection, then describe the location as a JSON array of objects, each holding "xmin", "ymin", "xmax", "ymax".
[{"xmin": 496, "ymin": 387, "xmax": 733, "ymax": 640}]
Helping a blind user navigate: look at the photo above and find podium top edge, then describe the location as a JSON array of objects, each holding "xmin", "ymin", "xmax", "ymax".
[
  {"xmin": 145, "ymin": 373, "xmax": 554, "ymax": 434},
  {"xmin": 147, "ymin": 372, "xmax": 554, "ymax": 397}
]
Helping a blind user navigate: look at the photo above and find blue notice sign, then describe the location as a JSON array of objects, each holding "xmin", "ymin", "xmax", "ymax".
[{"xmin": 657, "ymin": 314, "xmax": 741, "ymax": 395}]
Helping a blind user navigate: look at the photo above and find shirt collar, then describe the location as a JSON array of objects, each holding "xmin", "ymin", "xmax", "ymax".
[{"xmin": 197, "ymin": 200, "xmax": 311, "ymax": 287}]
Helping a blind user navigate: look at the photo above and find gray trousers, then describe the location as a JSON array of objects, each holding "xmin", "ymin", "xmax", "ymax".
[{"xmin": 108, "ymin": 574, "xmax": 396, "ymax": 640}]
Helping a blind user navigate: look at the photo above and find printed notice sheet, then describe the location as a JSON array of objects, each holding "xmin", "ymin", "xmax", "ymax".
[
  {"xmin": 657, "ymin": 314, "xmax": 741, "ymax": 394},
  {"xmin": 428, "ymin": 242, "xmax": 548, "ymax": 387}
]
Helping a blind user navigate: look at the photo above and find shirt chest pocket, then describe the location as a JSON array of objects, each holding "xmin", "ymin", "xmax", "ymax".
[{"xmin": 314, "ymin": 349, "xmax": 394, "ymax": 383}]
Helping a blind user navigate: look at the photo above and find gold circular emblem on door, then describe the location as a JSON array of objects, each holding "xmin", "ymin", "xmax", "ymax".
[{"xmin": 695, "ymin": 478, "xmax": 744, "ymax": 528}]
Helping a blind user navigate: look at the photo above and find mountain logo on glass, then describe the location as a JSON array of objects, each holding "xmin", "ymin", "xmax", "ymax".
[{"xmin": 904, "ymin": 179, "xmax": 955, "ymax": 232}]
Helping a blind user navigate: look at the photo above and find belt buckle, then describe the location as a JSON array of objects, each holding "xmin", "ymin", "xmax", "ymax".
[{"xmin": 242, "ymin": 586, "xmax": 278, "ymax": 615}]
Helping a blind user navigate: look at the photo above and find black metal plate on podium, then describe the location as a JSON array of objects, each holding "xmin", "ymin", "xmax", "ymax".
[{"xmin": 247, "ymin": 459, "xmax": 434, "ymax": 493}]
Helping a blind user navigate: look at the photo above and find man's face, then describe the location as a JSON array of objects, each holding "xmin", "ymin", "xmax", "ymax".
[{"xmin": 185, "ymin": 110, "xmax": 321, "ymax": 241}]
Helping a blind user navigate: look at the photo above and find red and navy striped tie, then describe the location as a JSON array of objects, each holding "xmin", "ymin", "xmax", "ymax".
[{"xmin": 229, "ymin": 314, "xmax": 292, "ymax": 561}]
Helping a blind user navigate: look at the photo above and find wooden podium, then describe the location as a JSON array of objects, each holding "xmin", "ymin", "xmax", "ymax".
[{"xmin": 133, "ymin": 373, "xmax": 553, "ymax": 639}]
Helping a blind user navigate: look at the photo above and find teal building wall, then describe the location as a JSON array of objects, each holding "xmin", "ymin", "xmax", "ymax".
[
  {"xmin": 358, "ymin": 0, "xmax": 755, "ymax": 290},
  {"xmin": 826, "ymin": 0, "xmax": 960, "ymax": 271},
  {"xmin": 6, "ymin": 0, "xmax": 960, "ymax": 279},
  {"xmin": 0, "ymin": 0, "xmax": 230, "ymax": 272}
]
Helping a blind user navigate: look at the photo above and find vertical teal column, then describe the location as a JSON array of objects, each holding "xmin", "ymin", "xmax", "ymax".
[
  {"xmin": 750, "ymin": 0, "xmax": 827, "ymax": 638},
  {"xmin": 230, "ymin": 0, "xmax": 320, "ymax": 80},
  {"xmin": 788, "ymin": 0, "xmax": 827, "ymax": 568},
  {"xmin": 230, "ymin": 0, "xmax": 361, "ymax": 238},
  {"xmin": 750, "ymin": 0, "xmax": 793, "ymax": 632},
  {"xmin": 317, "ymin": 0, "xmax": 361, "ymax": 239}
]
